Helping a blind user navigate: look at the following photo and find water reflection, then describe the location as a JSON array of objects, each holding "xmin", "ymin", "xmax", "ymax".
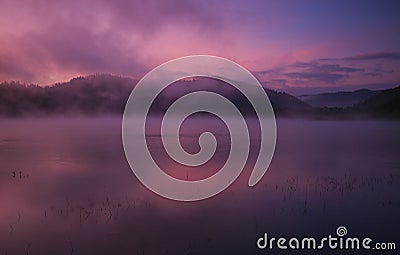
[{"xmin": 0, "ymin": 117, "xmax": 399, "ymax": 254}]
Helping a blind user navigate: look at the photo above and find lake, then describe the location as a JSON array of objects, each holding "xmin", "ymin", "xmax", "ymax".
[{"xmin": 0, "ymin": 117, "xmax": 399, "ymax": 254}]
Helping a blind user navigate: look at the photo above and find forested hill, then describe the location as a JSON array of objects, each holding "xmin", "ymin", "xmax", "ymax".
[{"xmin": 0, "ymin": 74, "xmax": 398, "ymax": 119}]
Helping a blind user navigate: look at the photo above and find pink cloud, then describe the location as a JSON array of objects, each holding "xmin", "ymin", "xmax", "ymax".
[{"xmin": 0, "ymin": 0, "xmax": 399, "ymax": 94}]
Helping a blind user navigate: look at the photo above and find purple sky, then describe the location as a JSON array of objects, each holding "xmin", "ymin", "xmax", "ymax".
[{"xmin": 0, "ymin": 0, "xmax": 399, "ymax": 94}]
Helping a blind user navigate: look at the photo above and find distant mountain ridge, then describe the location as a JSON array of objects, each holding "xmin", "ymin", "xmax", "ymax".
[
  {"xmin": 298, "ymin": 89, "xmax": 381, "ymax": 108},
  {"xmin": 351, "ymin": 86, "xmax": 400, "ymax": 119},
  {"xmin": 0, "ymin": 74, "xmax": 398, "ymax": 119},
  {"xmin": 0, "ymin": 74, "xmax": 309, "ymax": 118}
]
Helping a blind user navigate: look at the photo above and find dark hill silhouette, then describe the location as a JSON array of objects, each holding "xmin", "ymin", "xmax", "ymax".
[
  {"xmin": 0, "ymin": 74, "xmax": 398, "ymax": 119},
  {"xmin": 0, "ymin": 74, "xmax": 135, "ymax": 116},
  {"xmin": 0, "ymin": 74, "xmax": 311, "ymax": 118},
  {"xmin": 265, "ymin": 89, "xmax": 312, "ymax": 117},
  {"xmin": 144, "ymin": 77, "xmax": 312, "ymax": 118},
  {"xmin": 351, "ymin": 85, "xmax": 400, "ymax": 119},
  {"xmin": 298, "ymin": 89, "xmax": 381, "ymax": 108}
]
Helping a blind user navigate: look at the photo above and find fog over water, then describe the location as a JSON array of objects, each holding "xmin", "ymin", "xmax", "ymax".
[{"xmin": 0, "ymin": 117, "xmax": 399, "ymax": 254}]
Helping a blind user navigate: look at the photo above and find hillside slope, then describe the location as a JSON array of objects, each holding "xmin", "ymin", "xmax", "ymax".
[{"xmin": 298, "ymin": 89, "xmax": 380, "ymax": 108}]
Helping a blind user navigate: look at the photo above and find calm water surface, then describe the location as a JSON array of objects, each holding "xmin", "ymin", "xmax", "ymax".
[{"xmin": 0, "ymin": 117, "xmax": 399, "ymax": 254}]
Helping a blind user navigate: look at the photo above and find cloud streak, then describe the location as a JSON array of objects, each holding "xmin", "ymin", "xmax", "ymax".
[
  {"xmin": 344, "ymin": 52, "xmax": 400, "ymax": 61},
  {"xmin": 0, "ymin": 0, "xmax": 399, "ymax": 94},
  {"xmin": 284, "ymin": 72, "xmax": 347, "ymax": 84},
  {"xmin": 254, "ymin": 54, "xmax": 400, "ymax": 94},
  {"xmin": 0, "ymin": 0, "xmax": 238, "ymax": 84}
]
